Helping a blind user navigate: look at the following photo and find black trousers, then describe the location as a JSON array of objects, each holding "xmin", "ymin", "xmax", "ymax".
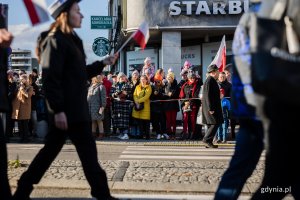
[
  {"xmin": 5, "ymin": 111, "xmax": 14, "ymax": 138},
  {"xmin": 0, "ymin": 115, "xmax": 12, "ymax": 200},
  {"xmin": 138, "ymin": 119, "xmax": 150, "ymax": 139},
  {"xmin": 14, "ymin": 120, "xmax": 111, "ymax": 200},
  {"xmin": 203, "ymin": 124, "xmax": 220, "ymax": 143},
  {"xmin": 103, "ymin": 106, "xmax": 111, "ymax": 135},
  {"xmin": 18, "ymin": 120, "xmax": 29, "ymax": 142},
  {"xmin": 252, "ymin": 99, "xmax": 300, "ymax": 200},
  {"xmin": 151, "ymin": 112, "xmax": 166, "ymax": 135}
]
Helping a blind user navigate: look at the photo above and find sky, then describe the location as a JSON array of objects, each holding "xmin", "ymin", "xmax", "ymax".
[{"xmin": 2, "ymin": 0, "xmax": 109, "ymax": 63}]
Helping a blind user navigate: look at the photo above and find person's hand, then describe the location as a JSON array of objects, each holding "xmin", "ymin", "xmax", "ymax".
[
  {"xmin": 184, "ymin": 101, "xmax": 190, "ymax": 106},
  {"xmin": 54, "ymin": 112, "xmax": 68, "ymax": 130},
  {"xmin": 154, "ymin": 91, "xmax": 158, "ymax": 95},
  {"xmin": 168, "ymin": 92, "xmax": 172, "ymax": 97},
  {"xmin": 0, "ymin": 29, "xmax": 13, "ymax": 48},
  {"xmin": 99, "ymin": 107, "xmax": 104, "ymax": 115},
  {"xmin": 103, "ymin": 53, "xmax": 119, "ymax": 65},
  {"xmin": 209, "ymin": 111, "xmax": 215, "ymax": 115}
]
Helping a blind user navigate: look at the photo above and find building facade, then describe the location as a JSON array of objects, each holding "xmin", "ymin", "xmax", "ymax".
[
  {"xmin": 109, "ymin": 0, "xmax": 249, "ymax": 78},
  {"xmin": 10, "ymin": 49, "xmax": 32, "ymax": 72}
]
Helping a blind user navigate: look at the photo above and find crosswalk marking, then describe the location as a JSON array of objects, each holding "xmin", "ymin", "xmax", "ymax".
[{"xmin": 120, "ymin": 146, "xmax": 265, "ymax": 161}]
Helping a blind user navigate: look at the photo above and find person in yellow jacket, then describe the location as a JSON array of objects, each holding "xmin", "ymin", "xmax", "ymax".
[{"xmin": 132, "ymin": 75, "xmax": 152, "ymax": 139}]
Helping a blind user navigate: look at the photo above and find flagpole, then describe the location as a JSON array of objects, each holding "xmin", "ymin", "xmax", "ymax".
[{"xmin": 116, "ymin": 32, "xmax": 135, "ymax": 54}]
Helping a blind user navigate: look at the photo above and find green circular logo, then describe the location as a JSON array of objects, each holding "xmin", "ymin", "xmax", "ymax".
[{"xmin": 92, "ymin": 37, "xmax": 111, "ymax": 57}]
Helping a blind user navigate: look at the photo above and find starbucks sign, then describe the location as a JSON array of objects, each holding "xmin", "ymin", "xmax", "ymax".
[{"xmin": 92, "ymin": 37, "xmax": 111, "ymax": 57}]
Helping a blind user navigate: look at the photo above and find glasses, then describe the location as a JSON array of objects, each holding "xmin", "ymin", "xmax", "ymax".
[{"xmin": 155, "ymin": 81, "xmax": 161, "ymax": 84}]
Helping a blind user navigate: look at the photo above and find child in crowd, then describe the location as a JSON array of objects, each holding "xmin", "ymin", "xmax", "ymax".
[{"xmin": 217, "ymin": 88, "xmax": 231, "ymax": 143}]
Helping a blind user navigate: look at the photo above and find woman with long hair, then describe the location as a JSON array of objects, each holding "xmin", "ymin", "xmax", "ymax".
[
  {"xmin": 13, "ymin": 1, "xmax": 118, "ymax": 199},
  {"xmin": 132, "ymin": 75, "xmax": 152, "ymax": 139}
]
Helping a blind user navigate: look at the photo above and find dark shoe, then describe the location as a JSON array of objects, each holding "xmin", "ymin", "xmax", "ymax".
[
  {"xmin": 19, "ymin": 138, "xmax": 30, "ymax": 143},
  {"xmin": 95, "ymin": 196, "xmax": 119, "ymax": 200},
  {"xmin": 108, "ymin": 196, "xmax": 119, "ymax": 200},
  {"xmin": 180, "ymin": 133, "xmax": 188, "ymax": 140},
  {"xmin": 13, "ymin": 185, "xmax": 33, "ymax": 200},
  {"xmin": 204, "ymin": 142, "xmax": 218, "ymax": 148}
]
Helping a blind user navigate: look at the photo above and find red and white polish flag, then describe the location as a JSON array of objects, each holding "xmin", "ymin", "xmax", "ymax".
[
  {"xmin": 133, "ymin": 21, "xmax": 150, "ymax": 50},
  {"xmin": 23, "ymin": 0, "xmax": 49, "ymax": 26},
  {"xmin": 210, "ymin": 35, "xmax": 226, "ymax": 72}
]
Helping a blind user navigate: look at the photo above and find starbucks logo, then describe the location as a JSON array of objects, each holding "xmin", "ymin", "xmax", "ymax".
[{"xmin": 92, "ymin": 37, "xmax": 111, "ymax": 57}]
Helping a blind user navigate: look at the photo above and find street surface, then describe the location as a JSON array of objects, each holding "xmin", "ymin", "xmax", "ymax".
[{"xmin": 6, "ymin": 140, "xmax": 292, "ymax": 199}]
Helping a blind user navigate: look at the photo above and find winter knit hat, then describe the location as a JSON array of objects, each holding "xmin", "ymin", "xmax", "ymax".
[
  {"xmin": 168, "ymin": 67, "xmax": 173, "ymax": 73},
  {"xmin": 183, "ymin": 60, "xmax": 191, "ymax": 68},
  {"xmin": 154, "ymin": 73, "xmax": 163, "ymax": 81},
  {"xmin": 167, "ymin": 72, "xmax": 175, "ymax": 80},
  {"xmin": 144, "ymin": 57, "xmax": 152, "ymax": 65},
  {"xmin": 180, "ymin": 69, "xmax": 188, "ymax": 76},
  {"xmin": 132, "ymin": 70, "xmax": 139, "ymax": 76},
  {"xmin": 117, "ymin": 72, "xmax": 126, "ymax": 80}
]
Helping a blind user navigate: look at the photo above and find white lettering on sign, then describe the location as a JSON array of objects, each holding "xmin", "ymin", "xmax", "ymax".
[
  {"xmin": 196, "ymin": 1, "xmax": 211, "ymax": 15},
  {"xmin": 169, "ymin": 0, "xmax": 249, "ymax": 16}
]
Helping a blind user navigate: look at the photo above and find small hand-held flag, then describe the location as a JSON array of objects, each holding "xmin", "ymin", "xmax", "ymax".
[
  {"xmin": 210, "ymin": 35, "xmax": 226, "ymax": 72},
  {"xmin": 117, "ymin": 21, "xmax": 150, "ymax": 53},
  {"xmin": 23, "ymin": 0, "xmax": 49, "ymax": 26}
]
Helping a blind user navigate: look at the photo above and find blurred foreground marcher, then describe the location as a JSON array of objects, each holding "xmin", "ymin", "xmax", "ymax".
[
  {"xmin": 13, "ymin": 1, "xmax": 119, "ymax": 200},
  {"xmin": 251, "ymin": 0, "xmax": 300, "ymax": 199},
  {"xmin": 0, "ymin": 5, "xmax": 14, "ymax": 199},
  {"xmin": 214, "ymin": 2, "xmax": 264, "ymax": 199}
]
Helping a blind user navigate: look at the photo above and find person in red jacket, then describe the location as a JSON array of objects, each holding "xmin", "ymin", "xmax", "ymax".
[
  {"xmin": 179, "ymin": 71, "xmax": 202, "ymax": 140},
  {"xmin": 102, "ymin": 74, "xmax": 112, "ymax": 136}
]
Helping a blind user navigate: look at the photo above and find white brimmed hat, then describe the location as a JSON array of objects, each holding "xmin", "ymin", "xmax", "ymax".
[{"xmin": 48, "ymin": 0, "xmax": 81, "ymax": 19}]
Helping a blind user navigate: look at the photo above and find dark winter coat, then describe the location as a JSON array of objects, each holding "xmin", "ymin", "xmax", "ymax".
[
  {"xmin": 218, "ymin": 79, "xmax": 232, "ymax": 98},
  {"xmin": 179, "ymin": 78, "xmax": 202, "ymax": 109},
  {"xmin": 150, "ymin": 84, "xmax": 166, "ymax": 113},
  {"xmin": 202, "ymin": 76, "xmax": 223, "ymax": 125},
  {"xmin": 41, "ymin": 30, "xmax": 106, "ymax": 122},
  {"xmin": 163, "ymin": 81, "xmax": 179, "ymax": 112},
  {"xmin": 0, "ymin": 42, "xmax": 8, "ymax": 112}
]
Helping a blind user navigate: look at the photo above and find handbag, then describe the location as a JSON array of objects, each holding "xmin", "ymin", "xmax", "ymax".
[
  {"xmin": 134, "ymin": 102, "xmax": 144, "ymax": 111},
  {"xmin": 250, "ymin": 4, "xmax": 300, "ymax": 104}
]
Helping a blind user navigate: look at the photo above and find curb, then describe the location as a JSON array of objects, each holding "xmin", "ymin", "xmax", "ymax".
[{"xmin": 9, "ymin": 180, "xmax": 259, "ymax": 195}]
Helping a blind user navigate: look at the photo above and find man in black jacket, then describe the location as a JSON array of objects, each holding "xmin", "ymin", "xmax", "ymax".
[
  {"xmin": 0, "ymin": 3, "xmax": 14, "ymax": 199},
  {"xmin": 202, "ymin": 64, "xmax": 223, "ymax": 148}
]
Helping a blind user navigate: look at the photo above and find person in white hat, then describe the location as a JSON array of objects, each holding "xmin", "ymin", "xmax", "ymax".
[{"xmin": 13, "ymin": 1, "xmax": 118, "ymax": 200}]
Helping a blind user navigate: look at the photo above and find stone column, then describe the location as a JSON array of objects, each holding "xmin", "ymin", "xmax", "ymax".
[{"xmin": 161, "ymin": 32, "xmax": 181, "ymax": 79}]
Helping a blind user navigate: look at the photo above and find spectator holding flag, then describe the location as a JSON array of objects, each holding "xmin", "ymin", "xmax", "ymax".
[{"xmin": 13, "ymin": 1, "xmax": 118, "ymax": 200}]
